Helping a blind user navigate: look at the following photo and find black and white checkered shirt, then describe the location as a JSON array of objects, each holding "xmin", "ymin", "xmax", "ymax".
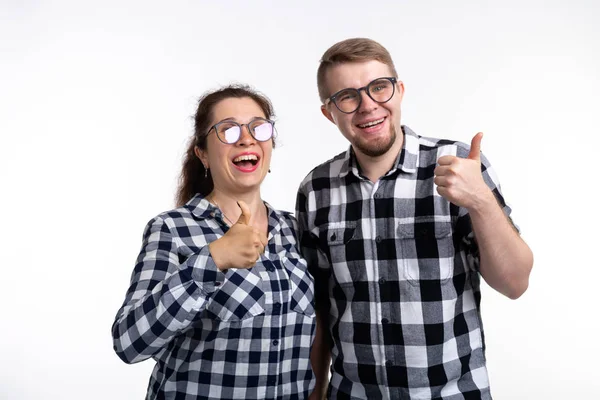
[
  {"xmin": 112, "ymin": 194, "xmax": 316, "ymax": 400},
  {"xmin": 296, "ymin": 126, "xmax": 513, "ymax": 400}
]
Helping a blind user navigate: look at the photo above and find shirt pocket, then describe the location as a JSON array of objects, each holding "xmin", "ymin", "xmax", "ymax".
[
  {"xmin": 397, "ymin": 218, "xmax": 455, "ymax": 285},
  {"xmin": 319, "ymin": 222, "xmax": 362, "ymax": 285},
  {"xmin": 205, "ymin": 268, "xmax": 266, "ymax": 321},
  {"xmin": 281, "ymin": 255, "xmax": 316, "ymax": 317}
]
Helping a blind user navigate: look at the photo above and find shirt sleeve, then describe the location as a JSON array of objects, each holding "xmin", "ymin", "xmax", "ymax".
[
  {"xmin": 455, "ymin": 148, "xmax": 518, "ymax": 271},
  {"xmin": 295, "ymin": 185, "xmax": 330, "ymax": 313},
  {"xmin": 111, "ymin": 216, "xmax": 226, "ymax": 364}
]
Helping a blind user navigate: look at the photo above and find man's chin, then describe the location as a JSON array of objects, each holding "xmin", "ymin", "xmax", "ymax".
[{"xmin": 353, "ymin": 134, "xmax": 396, "ymax": 158}]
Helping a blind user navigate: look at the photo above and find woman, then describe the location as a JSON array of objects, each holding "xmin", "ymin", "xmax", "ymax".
[{"xmin": 112, "ymin": 85, "xmax": 316, "ymax": 399}]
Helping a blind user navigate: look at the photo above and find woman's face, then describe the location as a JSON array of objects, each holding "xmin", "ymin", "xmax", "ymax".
[{"xmin": 197, "ymin": 97, "xmax": 273, "ymax": 196}]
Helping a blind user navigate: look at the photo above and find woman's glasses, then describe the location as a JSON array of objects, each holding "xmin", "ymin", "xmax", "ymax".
[{"xmin": 208, "ymin": 117, "xmax": 275, "ymax": 144}]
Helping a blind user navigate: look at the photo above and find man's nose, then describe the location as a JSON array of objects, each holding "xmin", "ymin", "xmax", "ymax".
[{"xmin": 357, "ymin": 89, "xmax": 377, "ymax": 113}]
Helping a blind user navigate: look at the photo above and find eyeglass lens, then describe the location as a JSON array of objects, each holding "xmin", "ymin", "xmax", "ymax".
[
  {"xmin": 217, "ymin": 120, "xmax": 273, "ymax": 144},
  {"xmin": 334, "ymin": 78, "xmax": 395, "ymax": 113}
]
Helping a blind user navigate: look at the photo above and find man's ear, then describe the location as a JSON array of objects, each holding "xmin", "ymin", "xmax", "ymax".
[
  {"xmin": 321, "ymin": 104, "xmax": 336, "ymax": 124},
  {"xmin": 194, "ymin": 146, "xmax": 208, "ymax": 169},
  {"xmin": 396, "ymin": 80, "xmax": 405, "ymax": 103}
]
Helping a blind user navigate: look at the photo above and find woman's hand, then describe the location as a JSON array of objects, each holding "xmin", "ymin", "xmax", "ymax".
[{"xmin": 209, "ymin": 200, "xmax": 268, "ymax": 271}]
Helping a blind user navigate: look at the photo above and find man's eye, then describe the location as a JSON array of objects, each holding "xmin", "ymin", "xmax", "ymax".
[{"xmin": 337, "ymin": 91, "xmax": 357, "ymax": 102}]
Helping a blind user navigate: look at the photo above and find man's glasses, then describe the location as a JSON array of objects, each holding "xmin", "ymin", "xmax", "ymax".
[
  {"xmin": 208, "ymin": 117, "xmax": 275, "ymax": 144},
  {"xmin": 324, "ymin": 77, "xmax": 398, "ymax": 114}
]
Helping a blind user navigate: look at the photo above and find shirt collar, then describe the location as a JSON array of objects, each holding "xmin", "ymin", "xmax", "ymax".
[
  {"xmin": 396, "ymin": 125, "xmax": 420, "ymax": 174},
  {"xmin": 185, "ymin": 194, "xmax": 215, "ymax": 220},
  {"xmin": 185, "ymin": 193, "xmax": 284, "ymax": 239},
  {"xmin": 339, "ymin": 125, "xmax": 420, "ymax": 178}
]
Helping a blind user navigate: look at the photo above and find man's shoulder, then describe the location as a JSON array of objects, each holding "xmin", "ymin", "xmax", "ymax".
[
  {"xmin": 416, "ymin": 134, "xmax": 461, "ymax": 149},
  {"xmin": 298, "ymin": 149, "xmax": 348, "ymax": 189},
  {"xmin": 416, "ymin": 133, "xmax": 470, "ymax": 157},
  {"xmin": 408, "ymin": 131, "xmax": 472, "ymax": 164}
]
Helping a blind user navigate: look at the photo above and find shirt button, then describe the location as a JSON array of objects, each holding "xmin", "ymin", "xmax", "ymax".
[
  {"xmin": 214, "ymin": 281, "xmax": 222, "ymax": 287},
  {"xmin": 273, "ymin": 303, "xmax": 281, "ymax": 311},
  {"xmin": 272, "ymin": 340, "xmax": 279, "ymax": 346},
  {"xmin": 386, "ymin": 360, "xmax": 394, "ymax": 367},
  {"xmin": 379, "ymin": 278, "xmax": 386, "ymax": 285},
  {"xmin": 375, "ymin": 236, "xmax": 382, "ymax": 243},
  {"xmin": 374, "ymin": 193, "xmax": 381, "ymax": 199},
  {"xmin": 381, "ymin": 318, "xmax": 389, "ymax": 324},
  {"xmin": 267, "ymin": 266, "xmax": 275, "ymax": 272}
]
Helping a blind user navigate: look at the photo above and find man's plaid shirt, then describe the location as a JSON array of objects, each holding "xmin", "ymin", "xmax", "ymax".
[
  {"xmin": 112, "ymin": 194, "xmax": 316, "ymax": 400},
  {"xmin": 296, "ymin": 126, "xmax": 514, "ymax": 400}
]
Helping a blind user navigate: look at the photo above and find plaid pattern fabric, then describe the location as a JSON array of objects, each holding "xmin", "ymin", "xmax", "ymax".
[
  {"xmin": 112, "ymin": 194, "xmax": 316, "ymax": 400},
  {"xmin": 296, "ymin": 126, "xmax": 514, "ymax": 400}
]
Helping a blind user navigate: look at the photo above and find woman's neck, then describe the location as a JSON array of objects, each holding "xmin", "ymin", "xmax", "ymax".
[{"xmin": 206, "ymin": 189, "xmax": 266, "ymax": 227}]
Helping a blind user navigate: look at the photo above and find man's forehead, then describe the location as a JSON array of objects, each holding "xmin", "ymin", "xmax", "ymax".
[{"xmin": 325, "ymin": 60, "xmax": 393, "ymax": 92}]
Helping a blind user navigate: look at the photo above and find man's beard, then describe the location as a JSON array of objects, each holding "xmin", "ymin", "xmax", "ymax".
[{"xmin": 353, "ymin": 122, "xmax": 398, "ymax": 157}]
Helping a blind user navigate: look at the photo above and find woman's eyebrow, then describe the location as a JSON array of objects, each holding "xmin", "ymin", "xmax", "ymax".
[{"xmin": 215, "ymin": 116, "xmax": 266, "ymax": 124}]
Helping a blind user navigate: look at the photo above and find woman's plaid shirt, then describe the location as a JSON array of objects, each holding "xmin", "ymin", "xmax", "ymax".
[
  {"xmin": 112, "ymin": 195, "xmax": 316, "ymax": 400},
  {"xmin": 296, "ymin": 126, "xmax": 515, "ymax": 400}
]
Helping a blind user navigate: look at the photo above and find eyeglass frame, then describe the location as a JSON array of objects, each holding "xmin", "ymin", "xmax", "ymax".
[
  {"xmin": 206, "ymin": 117, "xmax": 276, "ymax": 145},
  {"xmin": 324, "ymin": 77, "xmax": 398, "ymax": 114}
]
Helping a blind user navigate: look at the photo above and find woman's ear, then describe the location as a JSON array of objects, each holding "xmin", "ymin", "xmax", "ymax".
[{"xmin": 194, "ymin": 146, "xmax": 208, "ymax": 169}]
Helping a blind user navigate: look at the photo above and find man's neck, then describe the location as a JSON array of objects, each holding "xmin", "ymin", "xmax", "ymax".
[{"xmin": 354, "ymin": 133, "xmax": 404, "ymax": 183}]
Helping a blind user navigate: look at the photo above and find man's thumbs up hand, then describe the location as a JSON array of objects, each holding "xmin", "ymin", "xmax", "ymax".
[
  {"xmin": 468, "ymin": 132, "xmax": 483, "ymax": 161},
  {"xmin": 434, "ymin": 132, "xmax": 492, "ymax": 210}
]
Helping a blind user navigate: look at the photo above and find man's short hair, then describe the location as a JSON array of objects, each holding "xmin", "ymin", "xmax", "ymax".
[{"xmin": 317, "ymin": 38, "xmax": 398, "ymax": 103}]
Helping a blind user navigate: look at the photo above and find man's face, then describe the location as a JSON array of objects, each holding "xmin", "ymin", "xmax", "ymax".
[{"xmin": 322, "ymin": 60, "xmax": 404, "ymax": 158}]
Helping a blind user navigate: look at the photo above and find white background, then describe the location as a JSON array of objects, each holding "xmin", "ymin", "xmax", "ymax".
[{"xmin": 1, "ymin": 0, "xmax": 599, "ymax": 399}]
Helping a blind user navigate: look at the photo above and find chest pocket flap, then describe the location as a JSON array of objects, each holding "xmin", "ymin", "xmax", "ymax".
[{"xmin": 397, "ymin": 218, "xmax": 454, "ymax": 283}]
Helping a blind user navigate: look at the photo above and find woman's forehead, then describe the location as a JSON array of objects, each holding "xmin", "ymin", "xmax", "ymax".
[{"xmin": 211, "ymin": 97, "xmax": 266, "ymax": 122}]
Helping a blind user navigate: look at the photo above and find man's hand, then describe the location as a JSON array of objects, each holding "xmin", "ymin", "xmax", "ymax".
[
  {"xmin": 434, "ymin": 132, "xmax": 493, "ymax": 210},
  {"xmin": 209, "ymin": 200, "xmax": 268, "ymax": 271},
  {"xmin": 435, "ymin": 133, "xmax": 534, "ymax": 299}
]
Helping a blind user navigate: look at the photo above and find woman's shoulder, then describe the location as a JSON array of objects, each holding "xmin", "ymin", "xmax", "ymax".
[
  {"xmin": 264, "ymin": 203, "xmax": 300, "ymax": 242},
  {"xmin": 265, "ymin": 202, "xmax": 296, "ymax": 223},
  {"xmin": 145, "ymin": 194, "xmax": 212, "ymax": 229}
]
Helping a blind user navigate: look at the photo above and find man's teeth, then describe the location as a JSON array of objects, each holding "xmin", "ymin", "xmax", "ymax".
[
  {"xmin": 233, "ymin": 154, "xmax": 258, "ymax": 163},
  {"xmin": 358, "ymin": 118, "xmax": 384, "ymax": 128}
]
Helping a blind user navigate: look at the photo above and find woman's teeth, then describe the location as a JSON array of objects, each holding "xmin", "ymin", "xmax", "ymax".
[
  {"xmin": 233, "ymin": 154, "xmax": 258, "ymax": 162},
  {"xmin": 233, "ymin": 154, "xmax": 259, "ymax": 167}
]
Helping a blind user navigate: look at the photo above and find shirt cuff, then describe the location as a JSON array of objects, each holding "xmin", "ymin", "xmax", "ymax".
[{"xmin": 187, "ymin": 246, "xmax": 227, "ymax": 295}]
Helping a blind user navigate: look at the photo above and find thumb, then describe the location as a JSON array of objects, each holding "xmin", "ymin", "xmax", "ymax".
[
  {"xmin": 236, "ymin": 200, "xmax": 252, "ymax": 225},
  {"xmin": 468, "ymin": 132, "xmax": 483, "ymax": 161}
]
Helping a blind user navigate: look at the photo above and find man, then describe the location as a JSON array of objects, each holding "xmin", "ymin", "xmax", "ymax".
[{"xmin": 296, "ymin": 38, "xmax": 533, "ymax": 400}]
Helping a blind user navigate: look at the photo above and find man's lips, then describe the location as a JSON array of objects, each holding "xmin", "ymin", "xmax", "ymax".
[
  {"xmin": 355, "ymin": 117, "xmax": 387, "ymax": 134},
  {"xmin": 356, "ymin": 117, "xmax": 386, "ymax": 129}
]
